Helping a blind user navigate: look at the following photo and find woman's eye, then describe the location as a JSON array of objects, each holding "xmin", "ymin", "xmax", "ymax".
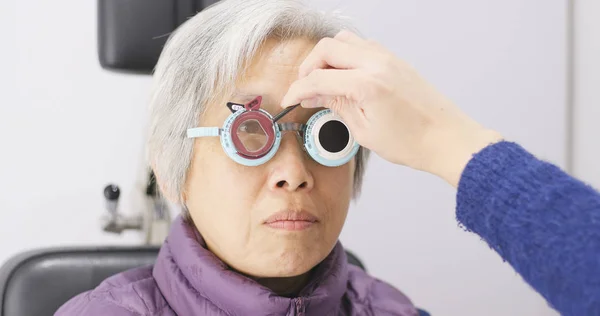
[{"xmin": 241, "ymin": 120, "xmax": 262, "ymax": 134}]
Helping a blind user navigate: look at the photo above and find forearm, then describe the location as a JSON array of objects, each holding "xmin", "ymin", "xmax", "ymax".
[{"xmin": 456, "ymin": 141, "xmax": 600, "ymax": 315}]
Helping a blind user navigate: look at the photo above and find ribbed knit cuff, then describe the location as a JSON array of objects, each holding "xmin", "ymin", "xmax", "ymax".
[
  {"xmin": 456, "ymin": 141, "xmax": 600, "ymax": 316},
  {"xmin": 456, "ymin": 141, "xmax": 552, "ymax": 242}
]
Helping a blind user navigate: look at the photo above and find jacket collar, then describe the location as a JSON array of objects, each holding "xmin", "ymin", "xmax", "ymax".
[{"xmin": 153, "ymin": 216, "xmax": 349, "ymax": 316}]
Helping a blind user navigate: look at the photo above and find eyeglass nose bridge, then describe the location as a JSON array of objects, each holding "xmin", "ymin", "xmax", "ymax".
[{"xmin": 277, "ymin": 122, "xmax": 306, "ymax": 148}]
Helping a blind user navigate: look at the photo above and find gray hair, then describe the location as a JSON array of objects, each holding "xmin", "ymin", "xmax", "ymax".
[{"xmin": 147, "ymin": 0, "xmax": 370, "ymax": 206}]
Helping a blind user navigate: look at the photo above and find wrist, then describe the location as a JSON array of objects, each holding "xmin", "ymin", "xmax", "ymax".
[{"xmin": 428, "ymin": 126, "xmax": 503, "ymax": 187}]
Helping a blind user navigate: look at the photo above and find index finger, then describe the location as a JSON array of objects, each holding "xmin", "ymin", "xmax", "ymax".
[
  {"xmin": 298, "ymin": 37, "xmax": 372, "ymax": 78},
  {"xmin": 281, "ymin": 69, "xmax": 365, "ymax": 107},
  {"xmin": 334, "ymin": 30, "xmax": 369, "ymax": 46}
]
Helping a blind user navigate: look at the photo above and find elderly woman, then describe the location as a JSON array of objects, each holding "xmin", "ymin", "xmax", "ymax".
[{"xmin": 56, "ymin": 0, "xmax": 418, "ymax": 315}]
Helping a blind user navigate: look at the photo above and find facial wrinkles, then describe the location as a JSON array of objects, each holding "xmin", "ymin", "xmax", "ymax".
[{"xmin": 191, "ymin": 129, "xmax": 256, "ymax": 261}]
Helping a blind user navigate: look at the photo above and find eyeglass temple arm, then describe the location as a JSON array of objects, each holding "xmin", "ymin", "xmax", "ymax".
[
  {"xmin": 272, "ymin": 104, "xmax": 301, "ymax": 122},
  {"xmin": 187, "ymin": 127, "xmax": 221, "ymax": 138}
]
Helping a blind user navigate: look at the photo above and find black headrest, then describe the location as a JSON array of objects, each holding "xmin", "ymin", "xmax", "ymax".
[
  {"xmin": 0, "ymin": 246, "xmax": 366, "ymax": 316},
  {"xmin": 0, "ymin": 247, "xmax": 160, "ymax": 316},
  {"xmin": 98, "ymin": 0, "xmax": 220, "ymax": 74}
]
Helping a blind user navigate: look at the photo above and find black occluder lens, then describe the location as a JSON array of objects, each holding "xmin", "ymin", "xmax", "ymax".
[{"xmin": 319, "ymin": 120, "xmax": 349, "ymax": 153}]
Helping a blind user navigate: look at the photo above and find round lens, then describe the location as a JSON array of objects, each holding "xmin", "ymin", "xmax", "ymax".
[
  {"xmin": 237, "ymin": 119, "xmax": 268, "ymax": 152},
  {"xmin": 318, "ymin": 120, "xmax": 349, "ymax": 153}
]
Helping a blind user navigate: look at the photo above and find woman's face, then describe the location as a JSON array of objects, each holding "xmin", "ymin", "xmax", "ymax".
[{"xmin": 184, "ymin": 38, "xmax": 355, "ymax": 278}]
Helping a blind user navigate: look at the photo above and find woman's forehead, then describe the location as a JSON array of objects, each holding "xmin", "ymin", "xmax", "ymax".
[
  {"xmin": 206, "ymin": 38, "xmax": 318, "ymax": 121},
  {"xmin": 237, "ymin": 39, "xmax": 315, "ymax": 87},
  {"xmin": 250, "ymin": 37, "xmax": 316, "ymax": 72}
]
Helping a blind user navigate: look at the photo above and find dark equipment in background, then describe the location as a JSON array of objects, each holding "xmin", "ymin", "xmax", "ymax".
[{"xmin": 99, "ymin": 0, "xmax": 219, "ymax": 73}]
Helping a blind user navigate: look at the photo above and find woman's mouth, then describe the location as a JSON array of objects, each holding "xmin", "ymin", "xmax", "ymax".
[{"xmin": 263, "ymin": 210, "xmax": 319, "ymax": 231}]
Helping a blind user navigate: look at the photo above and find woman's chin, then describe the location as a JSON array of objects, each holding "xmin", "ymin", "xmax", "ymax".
[
  {"xmin": 274, "ymin": 258, "xmax": 318, "ymax": 277},
  {"xmin": 243, "ymin": 250, "xmax": 326, "ymax": 278}
]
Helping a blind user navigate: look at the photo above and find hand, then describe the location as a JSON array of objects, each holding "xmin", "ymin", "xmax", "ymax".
[{"xmin": 281, "ymin": 30, "xmax": 503, "ymax": 187}]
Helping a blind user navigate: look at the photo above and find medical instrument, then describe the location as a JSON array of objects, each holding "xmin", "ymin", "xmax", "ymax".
[
  {"xmin": 101, "ymin": 170, "xmax": 172, "ymax": 245},
  {"xmin": 186, "ymin": 96, "xmax": 359, "ymax": 167},
  {"xmin": 272, "ymin": 103, "xmax": 301, "ymax": 122}
]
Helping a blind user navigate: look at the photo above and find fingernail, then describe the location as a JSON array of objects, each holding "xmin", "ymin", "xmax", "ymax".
[{"xmin": 280, "ymin": 95, "xmax": 291, "ymax": 108}]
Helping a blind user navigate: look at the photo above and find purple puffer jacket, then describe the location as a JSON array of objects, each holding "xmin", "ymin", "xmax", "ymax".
[{"xmin": 55, "ymin": 216, "xmax": 417, "ymax": 315}]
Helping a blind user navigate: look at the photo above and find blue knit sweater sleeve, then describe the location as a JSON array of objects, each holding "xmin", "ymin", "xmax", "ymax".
[{"xmin": 456, "ymin": 141, "xmax": 600, "ymax": 316}]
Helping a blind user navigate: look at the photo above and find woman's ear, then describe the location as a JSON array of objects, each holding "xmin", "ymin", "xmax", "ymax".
[
  {"xmin": 149, "ymin": 164, "xmax": 181, "ymax": 204},
  {"xmin": 181, "ymin": 186, "xmax": 188, "ymax": 204}
]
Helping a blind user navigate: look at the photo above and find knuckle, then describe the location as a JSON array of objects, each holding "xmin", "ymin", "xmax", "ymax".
[
  {"xmin": 316, "ymin": 37, "xmax": 334, "ymax": 51},
  {"xmin": 328, "ymin": 96, "xmax": 345, "ymax": 112},
  {"xmin": 310, "ymin": 38, "xmax": 334, "ymax": 60},
  {"xmin": 334, "ymin": 29, "xmax": 352, "ymax": 40}
]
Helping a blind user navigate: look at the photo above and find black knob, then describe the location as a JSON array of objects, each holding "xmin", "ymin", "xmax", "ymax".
[
  {"xmin": 104, "ymin": 184, "xmax": 120, "ymax": 201},
  {"xmin": 146, "ymin": 170, "xmax": 157, "ymax": 196}
]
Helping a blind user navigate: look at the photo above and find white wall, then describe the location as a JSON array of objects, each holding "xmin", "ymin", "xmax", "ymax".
[
  {"xmin": 573, "ymin": 1, "xmax": 600, "ymax": 188},
  {"xmin": 0, "ymin": 1, "xmax": 154, "ymax": 256},
  {"xmin": 0, "ymin": 1, "xmax": 567, "ymax": 316}
]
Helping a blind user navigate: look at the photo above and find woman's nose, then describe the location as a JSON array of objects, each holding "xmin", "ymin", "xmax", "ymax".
[{"xmin": 267, "ymin": 136, "xmax": 314, "ymax": 192}]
